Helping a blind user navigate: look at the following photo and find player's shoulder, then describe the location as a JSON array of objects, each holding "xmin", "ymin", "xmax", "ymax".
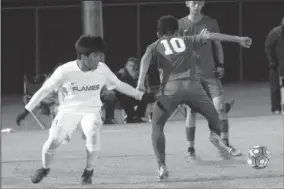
[
  {"xmin": 146, "ymin": 40, "xmax": 159, "ymax": 53},
  {"xmin": 54, "ymin": 60, "xmax": 77, "ymax": 74},
  {"xmin": 178, "ymin": 16, "xmax": 188, "ymax": 24},
  {"xmin": 98, "ymin": 62, "xmax": 113, "ymax": 73},
  {"xmin": 270, "ymin": 26, "xmax": 281, "ymax": 34},
  {"xmin": 59, "ymin": 60, "xmax": 77, "ymax": 69},
  {"xmin": 202, "ymin": 15, "xmax": 218, "ymax": 24}
]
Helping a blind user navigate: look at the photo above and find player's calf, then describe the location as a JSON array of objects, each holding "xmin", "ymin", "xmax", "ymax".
[{"xmin": 31, "ymin": 167, "xmax": 50, "ymax": 184}]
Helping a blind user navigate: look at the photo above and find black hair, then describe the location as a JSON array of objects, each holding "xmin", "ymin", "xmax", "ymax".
[
  {"xmin": 75, "ymin": 35, "xmax": 105, "ymax": 59},
  {"xmin": 157, "ymin": 15, "xmax": 179, "ymax": 36},
  {"xmin": 127, "ymin": 57, "xmax": 139, "ymax": 64}
]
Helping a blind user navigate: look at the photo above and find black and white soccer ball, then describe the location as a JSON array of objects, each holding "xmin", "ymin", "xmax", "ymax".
[{"xmin": 247, "ymin": 145, "xmax": 271, "ymax": 169}]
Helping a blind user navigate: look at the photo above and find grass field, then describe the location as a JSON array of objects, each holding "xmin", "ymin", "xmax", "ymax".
[{"xmin": 1, "ymin": 82, "xmax": 284, "ymax": 188}]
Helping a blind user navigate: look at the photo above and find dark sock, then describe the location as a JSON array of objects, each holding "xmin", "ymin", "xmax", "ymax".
[
  {"xmin": 186, "ymin": 127, "xmax": 196, "ymax": 149},
  {"xmin": 220, "ymin": 119, "xmax": 229, "ymax": 146}
]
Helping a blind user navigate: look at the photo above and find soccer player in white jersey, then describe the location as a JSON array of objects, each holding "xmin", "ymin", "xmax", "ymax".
[{"xmin": 16, "ymin": 35, "xmax": 153, "ymax": 185}]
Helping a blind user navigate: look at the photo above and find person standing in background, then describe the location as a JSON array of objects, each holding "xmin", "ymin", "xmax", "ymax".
[{"xmin": 265, "ymin": 16, "xmax": 284, "ymax": 114}]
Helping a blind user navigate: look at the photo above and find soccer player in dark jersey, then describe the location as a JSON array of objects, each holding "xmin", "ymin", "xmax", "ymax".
[
  {"xmin": 136, "ymin": 15, "xmax": 252, "ymax": 180},
  {"xmin": 178, "ymin": 1, "xmax": 242, "ymax": 160}
]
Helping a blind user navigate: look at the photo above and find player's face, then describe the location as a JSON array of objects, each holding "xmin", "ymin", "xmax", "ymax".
[
  {"xmin": 83, "ymin": 52, "xmax": 101, "ymax": 70},
  {"xmin": 186, "ymin": 1, "xmax": 204, "ymax": 15},
  {"xmin": 125, "ymin": 61, "xmax": 137, "ymax": 76}
]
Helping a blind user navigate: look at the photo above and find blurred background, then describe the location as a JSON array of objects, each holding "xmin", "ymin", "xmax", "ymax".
[{"xmin": 2, "ymin": 0, "xmax": 284, "ymax": 94}]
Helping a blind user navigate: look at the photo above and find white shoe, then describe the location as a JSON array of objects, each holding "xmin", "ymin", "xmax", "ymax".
[
  {"xmin": 272, "ymin": 111, "xmax": 281, "ymax": 115},
  {"xmin": 158, "ymin": 165, "xmax": 169, "ymax": 180}
]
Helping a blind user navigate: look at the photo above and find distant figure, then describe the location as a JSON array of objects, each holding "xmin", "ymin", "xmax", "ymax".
[
  {"xmin": 116, "ymin": 57, "xmax": 148, "ymax": 123},
  {"xmin": 265, "ymin": 16, "xmax": 284, "ymax": 114}
]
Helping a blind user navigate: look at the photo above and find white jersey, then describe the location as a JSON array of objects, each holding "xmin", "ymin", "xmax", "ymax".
[{"xmin": 25, "ymin": 61, "xmax": 121, "ymax": 113}]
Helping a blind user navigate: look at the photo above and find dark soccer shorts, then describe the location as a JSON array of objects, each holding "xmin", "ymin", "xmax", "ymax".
[
  {"xmin": 200, "ymin": 77, "xmax": 224, "ymax": 99},
  {"xmin": 152, "ymin": 80, "xmax": 221, "ymax": 131}
]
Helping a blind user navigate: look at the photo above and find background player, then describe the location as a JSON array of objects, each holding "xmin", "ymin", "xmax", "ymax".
[
  {"xmin": 16, "ymin": 35, "xmax": 153, "ymax": 185},
  {"xmin": 178, "ymin": 1, "xmax": 241, "ymax": 159},
  {"xmin": 265, "ymin": 16, "xmax": 284, "ymax": 114},
  {"xmin": 136, "ymin": 15, "xmax": 252, "ymax": 180}
]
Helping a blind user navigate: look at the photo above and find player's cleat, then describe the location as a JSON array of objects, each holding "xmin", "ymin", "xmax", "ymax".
[
  {"xmin": 225, "ymin": 100, "xmax": 235, "ymax": 113},
  {"xmin": 81, "ymin": 169, "xmax": 94, "ymax": 185},
  {"xmin": 209, "ymin": 132, "xmax": 231, "ymax": 160},
  {"xmin": 31, "ymin": 167, "xmax": 50, "ymax": 184},
  {"xmin": 222, "ymin": 139, "xmax": 242, "ymax": 156},
  {"xmin": 186, "ymin": 147, "xmax": 197, "ymax": 161},
  {"xmin": 228, "ymin": 146, "xmax": 242, "ymax": 156},
  {"xmin": 157, "ymin": 165, "xmax": 169, "ymax": 180},
  {"xmin": 272, "ymin": 110, "xmax": 281, "ymax": 115}
]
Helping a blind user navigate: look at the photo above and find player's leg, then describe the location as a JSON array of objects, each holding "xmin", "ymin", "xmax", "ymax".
[
  {"xmin": 80, "ymin": 111, "xmax": 102, "ymax": 185},
  {"xmin": 185, "ymin": 107, "xmax": 197, "ymax": 159},
  {"xmin": 280, "ymin": 77, "xmax": 284, "ymax": 114},
  {"xmin": 151, "ymin": 96, "xmax": 179, "ymax": 180},
  {"xmin": 184, "ymin": 78, "xmax": 213, "ymax": 159},
  {"xmin": 206, "ymin": 78, "xmax": 241, "ymax": 156},
  {"xmin": 269, "ymin": 68, "xmax": 281, "ymax": 114},
  {"xmin": 185, "ymin": 82, "xmax": 231, "ymax": 159},
  {"xmin": 31, "ymin": 111, "xmax": 76, "ymax": 184}
]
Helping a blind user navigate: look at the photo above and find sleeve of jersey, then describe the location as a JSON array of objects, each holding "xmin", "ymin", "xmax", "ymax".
[
  {"xmin": 145, "ymin": 43, "xmax": 155, "ymax": 55},
  {"xmin": 25, "ymin": 67, "xmax": 64, "ymax": 112},
  {"xmin": 210, "ymin": 19, "xmax": 220, "ymax": 33},
  {"xmin": 178, "ymin": 19, "xmax": 185, "ymax": 36},
  {"xmin": 184, "ymin": 35, "xmax": 206, "ymax": 47},
  {"xmin": 104, "ymin": 65, "xmax": 122, "ymax": 90}
]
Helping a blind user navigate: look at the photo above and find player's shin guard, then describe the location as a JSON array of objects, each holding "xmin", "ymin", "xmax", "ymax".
[
  {"xmin": 82, "ymin": 142, "xmax": 98, "ymax": 185},
  {"xmin": 220, "ymin": 119, "xmax": 229, "ymax": 146},
  {"xmin": 85, "ymin": 135, "xmax": 99, "ymax": 171},
  {"xmin": 281, "ymin": 77, "xmax": 284, "ymax": 114},
  {"xmin": 86, "ymin": 147, "xmax": 98, "ymax": 171},
  {"xmin": 185, "ymin": 127, "xmax": 195, "ymax": 148},
  {"xmin": 42, "ymin": 139, "xmax": 61, "ymax": 169},
  {"xmin": 185, "ymin": 110, "xmax": 196, "ymax": 149}
]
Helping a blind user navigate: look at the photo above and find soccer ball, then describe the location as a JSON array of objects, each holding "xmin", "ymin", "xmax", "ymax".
[{"xmin": 247, "ymin": 146, "xmax": 271, "ymax": 169}]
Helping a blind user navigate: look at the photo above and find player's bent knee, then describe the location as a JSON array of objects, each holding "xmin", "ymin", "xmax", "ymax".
[
  {"xmin": 42, "ymin": 139, "xmax": 60, "ymax": 155},
  {"xmin": 215, "ymin": 106, "xmax": 227, "ymax": 120},
  {"xmin": 48, "ymin": 126, "xmax": 67, "ymax": 143}
]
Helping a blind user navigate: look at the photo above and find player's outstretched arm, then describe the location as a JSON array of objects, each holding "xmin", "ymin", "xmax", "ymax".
[
  {"xmin": 137, "ymin": 52, "xmax": 152, "ymax": 91},
  {"xmin": 16, "ymin": 68, "xmax": 63, "ymax": 126},
  {"xmin": 204, "ymin": 32, "xmax": 252, "ymax": 48}
]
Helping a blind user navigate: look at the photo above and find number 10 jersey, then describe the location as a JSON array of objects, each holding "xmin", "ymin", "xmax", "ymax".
[{"xmin": 146, "ymin": 35, "xmax": 206, "ymax": 86}]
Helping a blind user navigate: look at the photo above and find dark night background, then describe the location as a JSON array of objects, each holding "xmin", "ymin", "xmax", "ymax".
[{"xmin": 1, "ymin": 0, "xmax": 284, "ymax": 94}]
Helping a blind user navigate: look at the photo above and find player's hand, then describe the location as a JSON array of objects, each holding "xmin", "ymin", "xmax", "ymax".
[
  {"xmin": 215, "ymin": 65, "xmax": 225, "ymax": 79},
  {"xmin": 239, "ymin": 37, "xmax": 252, "ymax": 48},
  {"xmin": 269, "ymin": 62, "xmax": 278, "ymax": 70},
  {"xmin": 16, "ymin": 109, "xmax": 30, "ymax": 126},
  {"xmin": 200, "ymin": 29, "xmax": 210, "ymax": 43},
  {"xmin": 136, "ymin": 84, "xmax": 146, "ymax": 92},
  {"xmin": 141, "ymin": 92, "xmax": 156, "ymax": 103},
  {"xmin": 200, "ymin": 29, "xmax": 209, "ymax": 35}
]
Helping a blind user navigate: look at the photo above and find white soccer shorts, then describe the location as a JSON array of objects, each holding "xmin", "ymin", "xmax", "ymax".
[{"xmin": 49, "ymin": 109, "xmax": 102, "ymax": 145}]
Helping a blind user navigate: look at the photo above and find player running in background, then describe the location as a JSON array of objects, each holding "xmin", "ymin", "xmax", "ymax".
[
  {"xmin": 136, "ymin": 15, "xmax": 252, "ymax": 180},
  {"xmin": 16, "ymin": 35, "xmax": 154, "ymax": 185},
  {"xmin": 178, "ymin": 1, "xmax": 242, "ymax": 160}
]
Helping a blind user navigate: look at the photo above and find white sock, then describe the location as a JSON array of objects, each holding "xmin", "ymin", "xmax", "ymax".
[{"xmin": 86, "ymin": 149, "xmax": 98, "ymax": 171}]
